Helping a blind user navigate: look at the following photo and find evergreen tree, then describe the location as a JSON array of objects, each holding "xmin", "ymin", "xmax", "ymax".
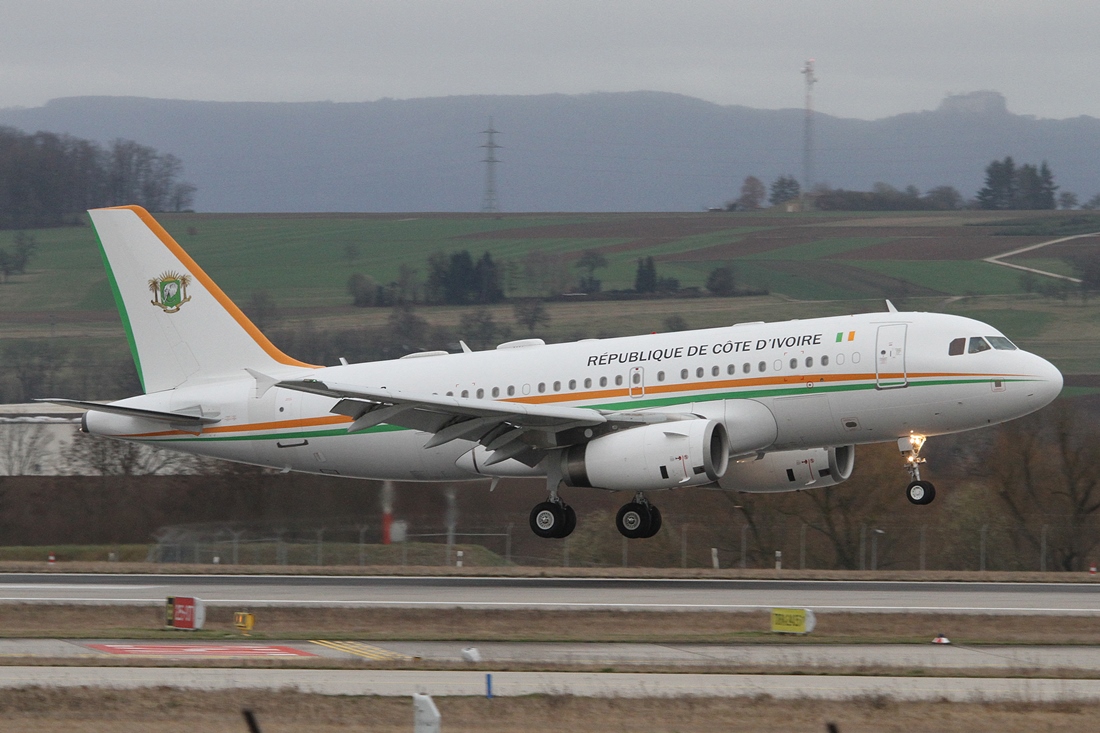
[
  {"xmin": 1037, "ymin": 161, "xmax": 1058, "ymax": 209},
  {"xmin": 472, "ymin": 252, "xmax": 504, "ymax": 303},
  {"xmin": 634, "ymin": 256, "xmax": 657, "ymax": 293},
  {"xmin": 768, "ymin": 175, "xmax": 801, "ymax": 206},
  {"xmin": 977, "ymin": 157, "xmax": 1016, "ymax": 210},
  {"xmin": 1014, "ymin": 163, "xmax": 1044, "ymax": 209}
]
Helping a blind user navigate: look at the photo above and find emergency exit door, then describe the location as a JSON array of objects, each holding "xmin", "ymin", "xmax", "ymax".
[{"xmin": 875, "ymin": 324, "xmax": 908, "ymax": 389}]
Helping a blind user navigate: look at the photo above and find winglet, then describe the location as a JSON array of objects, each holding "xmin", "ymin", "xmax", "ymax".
[{"xmin": 885, "ymin": 299, "xmax": 898, "ymax": 313}]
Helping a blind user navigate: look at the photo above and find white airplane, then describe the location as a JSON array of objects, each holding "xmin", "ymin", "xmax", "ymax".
[{"xmin": 46, "ymin": 206, "xmax": 1063, "ymax": 540}]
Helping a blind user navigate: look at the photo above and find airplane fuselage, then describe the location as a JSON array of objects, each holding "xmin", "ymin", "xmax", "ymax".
[{"xmin": 89, "ymin": 309, "xmax": 1062, "ymax": 484}]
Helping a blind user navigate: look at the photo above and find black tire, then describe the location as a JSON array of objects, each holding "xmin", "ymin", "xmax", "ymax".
[
  {"xmin": 906, "ymin": 480, "xmax": 936, "ymax": 505},
  {"xmin": 530, "ymin": 501, "xmax": 565, "ymax": 538},
  {"xmin": 560, "ymin": 504, "xmax": 577, "ymax": 538},
  {"xmin": 641, "ymin": 505, "xmax": 662, "ymax": 538},
  {"xmin": 616, "ymin": 502, "xmax": 652, "ymax": 539}
]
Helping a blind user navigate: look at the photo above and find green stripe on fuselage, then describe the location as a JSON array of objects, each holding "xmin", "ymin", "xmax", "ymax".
[{"xmin": 142, "ymin": 376, "xmax": 1032, "ymax": 444}]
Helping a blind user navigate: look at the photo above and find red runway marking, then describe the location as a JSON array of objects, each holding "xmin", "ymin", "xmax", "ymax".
[{"xmin": 85, "ymin": 643, "xmax": 316, "ymax": 657}]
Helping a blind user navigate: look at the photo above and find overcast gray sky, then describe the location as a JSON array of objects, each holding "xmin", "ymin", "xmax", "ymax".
[{"xmin": 1, "ymin": 1, "xmax": 1096, "ymax": 120}]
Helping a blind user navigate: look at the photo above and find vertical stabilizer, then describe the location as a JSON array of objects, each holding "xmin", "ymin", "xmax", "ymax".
[{"xmin": 89, "ymin": 206, "xmax": 314, "ymax": 393}]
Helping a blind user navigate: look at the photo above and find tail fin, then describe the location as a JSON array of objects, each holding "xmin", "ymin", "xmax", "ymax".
[{"xmin": 89, "ymin": 205, "xmax": 315, "ymax": 393}]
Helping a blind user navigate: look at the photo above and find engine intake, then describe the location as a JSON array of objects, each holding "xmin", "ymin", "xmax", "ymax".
[{"xmin": 562, "ymin": 419, "xmax": 730, "ymax": 491}]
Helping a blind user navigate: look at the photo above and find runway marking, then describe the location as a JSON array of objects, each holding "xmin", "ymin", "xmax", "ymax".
[
  {"xmin": 311, "ymin": 640, "xmax": 413, "ymax": 661},
  {"xmin": 85, "ymin": 643, "xmax": 317, "ymax": 658}
]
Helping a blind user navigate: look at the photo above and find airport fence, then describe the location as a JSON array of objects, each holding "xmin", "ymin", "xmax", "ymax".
[{"xmin": 146, "ymin": 515, "xmax": 1100, "ymax": 572}]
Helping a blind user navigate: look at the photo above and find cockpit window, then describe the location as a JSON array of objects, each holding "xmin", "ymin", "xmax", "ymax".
[
  {"xmin": 968, "ymin": 337, "xmax": 992, "ymax": 354},
  {"xmin": 987, "ymin": 336, "xmax": 1017, "ymax": 351},
  {"xmin": 948, "ymin": 337, "xmax": 965, "ymax": 356}
]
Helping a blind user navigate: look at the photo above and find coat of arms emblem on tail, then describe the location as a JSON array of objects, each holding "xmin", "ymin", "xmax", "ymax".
[{"xmin": 149, "ymin": 271, "xmax": 192, "ymax": 313}]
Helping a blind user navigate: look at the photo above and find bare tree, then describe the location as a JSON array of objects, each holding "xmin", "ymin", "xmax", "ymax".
[
  {"xmin": 0, "ymin": 424, "xmax": 55, "ymax": 475},
  {"xmin": 63, "ymin": 432, "xmax": 208, "ymax": 476},
  {"xmin": 513, "ymin": 299, "xmax": 550, "ymax": 334},
  {"xmin": 990, "ymin": 403, "xmax": 1100, "ymax": 571}
]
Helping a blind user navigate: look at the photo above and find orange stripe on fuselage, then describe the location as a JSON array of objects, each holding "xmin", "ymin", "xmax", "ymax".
[
  {"xmin": 110, "ymin": 205, "xmax": 318, "ymax": 369},
  {"xmin": 125, "ymin": 414, "xmax": 352, "ymax": 438},
  {"xmin": 117, "ymin": 370, "xmax": 1029, "ymax": 439}
]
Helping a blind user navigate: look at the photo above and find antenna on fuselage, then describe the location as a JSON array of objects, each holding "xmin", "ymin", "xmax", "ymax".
[{"xmin": 885, "ymin": 300, "xmax": 898, "ymax": 313}]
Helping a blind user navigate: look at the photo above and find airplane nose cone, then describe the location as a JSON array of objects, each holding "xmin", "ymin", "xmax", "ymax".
[{"xmin": 1027, "ymin": 356, "xmax": 1063, "ymax": 408}]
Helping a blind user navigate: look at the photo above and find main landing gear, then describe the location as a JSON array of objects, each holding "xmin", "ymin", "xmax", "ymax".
[
  {"xmin": 899, "ymin": 434, "xmax": 936, "ymax": 505},
  {"xmin": 615, "ymin": 493, "xmax": 662, "ymax": 539},
  {"xmin": 528, "ymin": 455, "xmax": 664, "ymax": 539},
  {"xmin": 529, "ymin": 498, "xmax": 577, "ymax": 539}
]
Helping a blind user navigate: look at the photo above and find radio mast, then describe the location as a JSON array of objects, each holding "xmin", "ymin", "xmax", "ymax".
[
  {"xmin": 480, "ymin": 119, "xmax": 502, "ymax": 213},
  {"xmin": 801, "ymin": 60, "xmax": 817, "ymax": 207}
]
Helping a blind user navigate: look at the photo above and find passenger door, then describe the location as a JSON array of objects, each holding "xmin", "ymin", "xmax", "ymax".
[{"xmin": 875, "ymin": 324, "xmax": 908, "ymax": 389}]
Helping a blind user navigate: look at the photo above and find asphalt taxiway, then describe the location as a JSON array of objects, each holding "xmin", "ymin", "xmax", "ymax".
[
  {"xmin": 1, "ymin": 666, "xmax": 1098, "ymax": 701},
  {"xmin": 3, "ymin": 639, "xmax": 1100, "ymax": 672}
]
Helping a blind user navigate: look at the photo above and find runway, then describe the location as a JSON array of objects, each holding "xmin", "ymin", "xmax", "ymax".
[
  {"xmin": 1, "ymin": 666, "xmax": 1099, "ymax": 701},
  {"xmin": 1, "ymin": 573, "xmax": 1098, "ymax": 614}
]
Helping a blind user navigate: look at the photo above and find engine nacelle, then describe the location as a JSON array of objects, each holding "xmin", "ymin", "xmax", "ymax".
[
  {"xmin": 562, "ymin": 419, "xmax": 730, "ymax": 491},
  {"xmin": 715, "ymin": 445, "xmax": 855, "ymax": 493}
]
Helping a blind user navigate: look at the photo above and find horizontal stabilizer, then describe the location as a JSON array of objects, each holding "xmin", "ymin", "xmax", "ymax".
[{"xmin": 35, "ymin": 399, "xmax": 221, "ymax": 427}]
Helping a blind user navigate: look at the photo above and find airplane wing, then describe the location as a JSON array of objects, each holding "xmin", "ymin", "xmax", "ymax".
[{"xmin": 276, "ymin": 378, "xmax": 679, "ymax": 467}]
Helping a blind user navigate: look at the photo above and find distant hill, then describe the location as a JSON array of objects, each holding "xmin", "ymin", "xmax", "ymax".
[{"xmin": 1, "ymin": 91, "xmax": 1098, "ymax": 212}]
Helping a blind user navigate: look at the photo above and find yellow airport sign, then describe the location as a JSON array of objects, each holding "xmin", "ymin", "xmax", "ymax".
[{"xmin": 771, "ymin": 607, "xmax": 816, "ymax": 634}]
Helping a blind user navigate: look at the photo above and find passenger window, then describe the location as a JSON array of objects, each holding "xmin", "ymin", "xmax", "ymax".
[
  {"xmin": 805, "ymin": 357, "xmax": 813, "ymax": 368},
  {"xmin": 696, "ymin": 367, "xmax": 704, "ymax": 378},
  {"xmin": 836, "ymin": 353, "xmax": 845, "ymax": 365},
  {"xmin": 446, "ymin": 391, "xmax": 453, "ymax": 396},
  {"xmin": 821, "ymin": 355, "xmax": 829, "ymax": 367},
  {"xmin": 584, "ymin": 378, "xmax": 592, "ymax": 388},
  {"xmin": 968, "ymin": 337, "xmax": 992, "ymax": 354},
  {"xmin": 758, "ymin": 361, "xmax": 766, "ymax": 372},
  {"xmin": 657, "ymin": 371, "xmax": 665, "ymax": 382},
  {"xmin": 681, "ymin": 369, "xmax": 688, "ymax": 379},
  {"xmin": 568, "ymin": 379, "xmax": 576, "ymax": 390},
  {"xmin": 615, "ymin": 375, "xmax": 623, "ymax": 386},
  {"xmin": 461, "ymin": 390, "xmax": 469, "ymax": 398},
  {"xmin": 712, "ymin": 366, "xmax": 720, "ymax": 377},
  {"xmin": 773, "ymin": 359, "xmax": 782, "ymax": 371},
  {"xmin": 727, "ymin": 364, "xmax": 735, "ymax": 375},
  {"xmin": 538, "ymin": 382, "xmax": 546, "ymax": 393},
  {"xmin": 987, "ymin": 336, "xmax": 1017, "ymax": 351},
  {"xmin": 476, "ymin": 388, "xmax": 484, "ymax": 399},
  {"xmin": 599, "ymin": 377, "xmax": 607, "ymax": 387},
  {"xmin": 491, "ymin": 387, "xmax": 500, "ymax": 398},
  {"xmin": 553, "ymin": 381, "xmax": 561, "ymax": 392},
  {"xmin": 948, "ymin": 337, "xmax": 965, "ymax": 356},
  {"xmin": 631, "ymin": 372, "xmax": 640, "ymax": 384},
  {"xmin": 789, "ymin": 358, "xmax": 798, "ymax": 370},
  {"xmin": 507, "ymin": 385, "xmax": 515, "ymax": 396},
  {"xmin": 743, "ymin": 363, "xmax": 750, "ymax": 374}
]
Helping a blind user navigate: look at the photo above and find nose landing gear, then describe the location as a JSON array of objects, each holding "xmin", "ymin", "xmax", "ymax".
[
  {"xmin": 899, "ymin": 434, "xmax": 936, "ymax": 505},
  {"xmin": 615, "ymin": 493, "xmax": 662, "ymax": 539}
]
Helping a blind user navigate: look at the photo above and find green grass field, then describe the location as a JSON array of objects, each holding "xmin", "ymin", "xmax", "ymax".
[{"xmin": 1, "ymin": 209, "xmax": 1097, "ymax": 385}]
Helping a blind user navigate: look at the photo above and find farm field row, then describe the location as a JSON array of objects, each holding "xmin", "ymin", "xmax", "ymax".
[{"xmin": 0, "ymin": 210, "xmax": 1096, "ymax": 379}]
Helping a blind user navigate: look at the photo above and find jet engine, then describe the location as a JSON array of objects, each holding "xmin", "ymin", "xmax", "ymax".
[
  {"xmin": 561, "ymin": 419, "xmax": 730, "ymax": 491},
  {"xmin": 715, "ymin": 445, "xmax": 854, "ymax": 493}
]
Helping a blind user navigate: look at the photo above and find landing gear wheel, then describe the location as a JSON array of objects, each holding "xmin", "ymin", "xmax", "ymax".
[
  {"xmin": 561, "ymin": 504, "xmax": 577, "ymax": 538},
  {"xmin": 616, "ymin": 502, "xmax": 652, "ymax": 539},
  {"xmin": 640, "ymin": 505, "xmax": 663, "ymax": 538},
  {"xmin": 530, "ymin": 501, "xmax": 566, "ymax": 538},
  {"xmin": 906, "ymin": 480, "xmax": 936, "ymax": 505}
]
